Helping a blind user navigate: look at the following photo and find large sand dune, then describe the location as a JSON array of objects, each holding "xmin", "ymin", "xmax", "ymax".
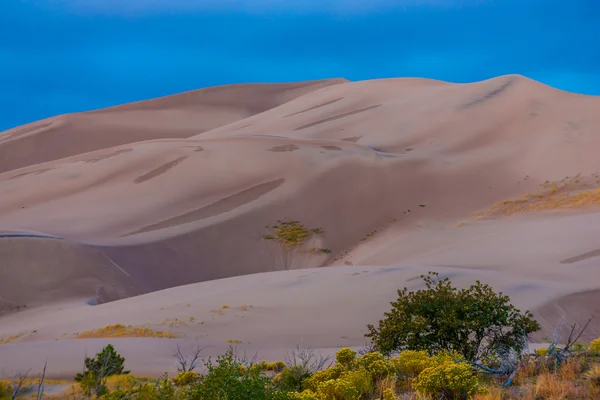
[{"xmin": 1, "ymin": 75, "xmax": 600, "ymax": 378}]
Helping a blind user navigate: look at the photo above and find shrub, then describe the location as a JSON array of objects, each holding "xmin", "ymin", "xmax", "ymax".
[
  {"xmin": 75, "ymin": 344, "xmax": 127, "ymax": 397},
  {"xmin": 278, "ymin": 365, "xmax": 314, "ymax": 392},
  {"xmin": 317, "ymin": 378, "xmax": 361, "ymax": 400},
  {"xmin": 536, "ymin": 347, "xmax": 549, "ymax": 357},
  {"xmin": 344, "ymin": 368, "xmax": 374, "ymax": 396},
  {"xmin": 382, "ymin": 387, "xmax": 397, "ymax": 400},
  {"xmin": 189, "ymin": 347, "xmax": 291, "ymax": 400},
  {"xmin": 412, "ymin": 361, "xmax": 479, "ymax": 400},
  {"xmin": 391, "ymin": 350, "xmax": 433, "ymax": 377},
  {"xmin": 289, "ymin": 390, "xmax": 321, "ymax": 400},
  {"xmin": 366, "ymin": 272, "xmax": 540, "ymax": 361},
  {"xmin": 303, "ymin": 367, "xmax": 343, "ymax": 392},
  {"xmin": 353, "ymin": 352, "xmax": 393, "ymax": 381},
  {"xmin": 172, "ymin": 371, "xmax": 198, "ymax": 386},
  {"xmin": 336, "ymin": 348, "xmax": 357, "ymax": 368},
  {"xmin": 590, "ymin": 338, "xmax": 600, "ymax": 353}
]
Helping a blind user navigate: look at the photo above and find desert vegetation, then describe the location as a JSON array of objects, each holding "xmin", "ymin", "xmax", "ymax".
[
  {"xmin": 473, "ymin": 174, "xmax": 600, "ymax": 218},
  {"xmin": 263, "ymin": 219, "xmax": 331, "ymax": 270},
  {"xmin": 75, "ymin": 325, "xmax": 178, "ymax": 339},
  {"xmin": 3, "ymin": 273, "xmax": 600, "ymax": 399}
]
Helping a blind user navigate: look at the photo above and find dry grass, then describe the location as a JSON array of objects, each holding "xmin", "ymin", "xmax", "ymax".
[
  {"xmin": 45, "ymin": 375, "xmax": 155, "ymax": 399},
  {"xmin": 161, "ymin": 318, "xmax": 186, "ymax": 328},
  {"xmin": 534, "ymin": 372, "xmax": 581, "ymax": 400},
  {"xmin": 473, "ymin": 387, "xmax": 503, "ymax": 400},
  {"xmin": 376, "ymin": 377, "xmax": 398, "ymax": 397},
  {"xmin": 0, "ymin": 332, "xmax": 24, "ymax": 344},
  {"xmin": 558, "ymin": 357, "xmax": 584, "ymax": 381},
  {"xmin": 0, "ymin": 378, "xmax": 70, "ymax": 386},
  {"xmin": 473, "ymin": 174, "xmax": 600, "ymax": 218},
  {"xmin": 76, "ymin": 324, "xmax": 178, "ymax": 339}
]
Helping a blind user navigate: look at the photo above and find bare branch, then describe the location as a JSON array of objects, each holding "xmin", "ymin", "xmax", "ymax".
[
  {"xmin": 11, "ymin": 369, "xmax": 32, "ymax": 400},
  {"xmin": 35, "ymin": 358, "xmax": 47, "ymax": 400},
  {"xmin": 284, "ymin": 344, "xmax": 332, "ymax": 373},
  {"xmin": 564, "ymin": 316, "xmax": 593, "ymax": 352},
  {"xmin": 173, "ymin": 344, "xmax": 206, "ymax": 372}
]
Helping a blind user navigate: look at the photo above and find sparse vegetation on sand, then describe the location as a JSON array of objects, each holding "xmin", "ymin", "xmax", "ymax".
[
  {"xmin": 474, "ymin": 174, "xmax": 600, "ymax": 218},
  {"xmin": 7, "ymin": 273, "xmax": 600, "ymax": 399},
  {"xmin": 0, "ymin": 332, "xmax": 25, "ymax": 344},
  {"xmin": 75, "ymin": 324, "xmax": 177, "ymax": 339},
  {"xmin": 263, "ymin": 219, "xmax": 330, "ymax": 269}
]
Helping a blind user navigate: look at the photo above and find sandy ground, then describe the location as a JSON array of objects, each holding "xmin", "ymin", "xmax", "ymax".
[{"xmin": 1, "ymin": 75, "xmax": 600, "ymax": 379}]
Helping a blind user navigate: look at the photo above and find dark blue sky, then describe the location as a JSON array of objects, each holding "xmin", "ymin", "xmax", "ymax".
[{"xmin": 1, "ymin": 0, "xmax": 599, "ymax": 131}]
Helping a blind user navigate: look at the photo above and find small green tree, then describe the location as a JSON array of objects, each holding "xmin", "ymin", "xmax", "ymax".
[
  {"xmin": 75, "ymin": 344, "xmax": 128, "ymax": 397},
  {"xmin": 365, "ymin": 272, "xmax": 540, "ymax": 361}
]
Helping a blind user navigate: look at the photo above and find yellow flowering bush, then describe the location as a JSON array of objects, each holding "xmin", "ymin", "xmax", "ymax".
[
  {"xmin": 172, "ymin": 371, "xmax": 198, "ymax": 386},
  {"xmin": 391, "ymin": 350, "xmax": 433, "ymax": 377},
  {"xmin": 338, "ymin": 368, "xmax": 374, "ymax": 397},
  {"xmin": 382, "ymin": 387, "xmax": 398, "ymax": 400},
  {"xmin": 354, "ymin": 352, "xmax": 393, "ymax": 380},
  {"xmin": 304, "ymin": 367, "xmax": 344, "ymax": 392},
  {"xmin": 288, "ymin": 390, "xmax": 321, "ymax": 400},
  {"xmin": 320, "ymin": 378, "xmax": 360, "ymax": 400},
  {"xmin": 536, "ymin": 347, "xmax": 549, "ymax": 357},
  {"xmin": 590, "ymin": 338, "xmax": 600, "ymax": 353},
  {"xmin": 336, "ymin": 348, "xmax": 357, "ymax": 368},
  {"xmin": 412, "ymin": 361, "xmax": 478, "ymax": 399},
  {"xmin": 256, "ymin": 360, "xmax": 286, "ymax": 372}
]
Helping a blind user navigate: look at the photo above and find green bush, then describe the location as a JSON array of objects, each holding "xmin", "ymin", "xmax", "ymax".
[
  {"xmin": 412, "ymin": 361, "xmax": 479, "ymax": 399},
  {"xmin": 75, "ymin": 344, "xmax": 128, "ymax": 397},
  {"xmin": 278, "ymin": 365, "xmax": 314, "ymax": 392},
  {"xmin": 189, "ymin": 347, "xmax": 291, "ymax": 400},
  {"xmin": 366, "ymin": 272, "xmax": 540, "ymax": 361}
]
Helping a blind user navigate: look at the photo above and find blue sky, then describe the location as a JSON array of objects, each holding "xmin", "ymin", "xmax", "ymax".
[{"xmin": 1, "ymin": 0, "xmax": 599, "ymax": 131}]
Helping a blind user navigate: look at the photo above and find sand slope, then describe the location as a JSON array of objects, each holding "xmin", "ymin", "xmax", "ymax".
[{"xmin": 1, "ymin": 75, "xmax": 600, "ymax": 378}]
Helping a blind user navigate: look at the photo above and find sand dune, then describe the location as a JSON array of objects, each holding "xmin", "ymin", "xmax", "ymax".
[
  {"xmin": 1, "ymin": 75, "xmax": 600, "ymax": 378},
  {"xmin": 0, "ymin": 78, "xmax": 347, "ymax": 173}
]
